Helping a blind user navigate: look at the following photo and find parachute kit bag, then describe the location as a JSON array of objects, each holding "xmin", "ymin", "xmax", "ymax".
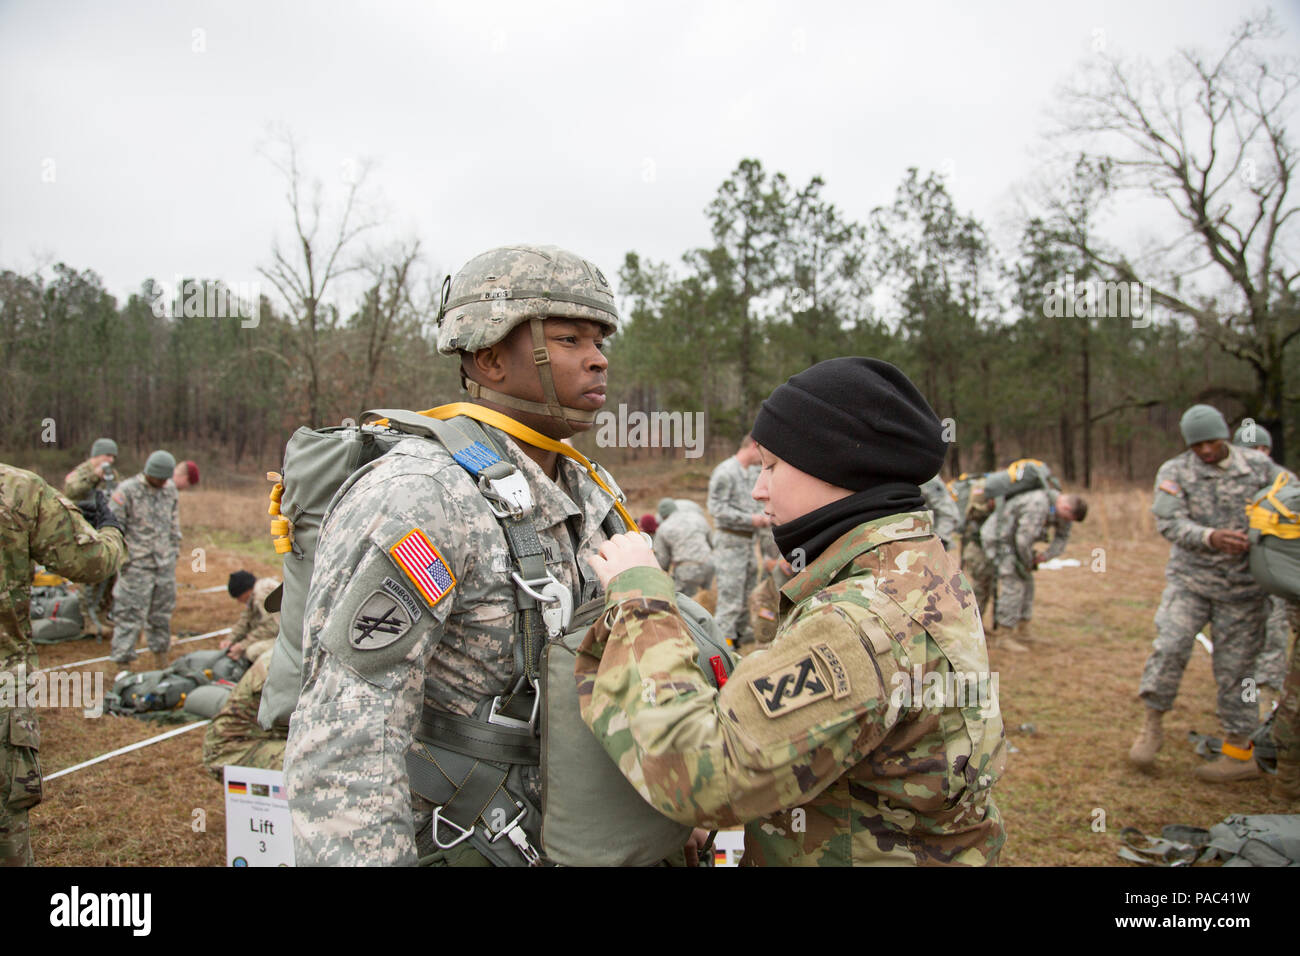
[
  {"xmin": 183, "ymin": 682, "xmax": 236, "ymax": 719},
  {"xmin": 1247, "ymin": 472, "xmax": 1300, "ymax": 602},
  {"xmin": 111, "ymin": 670, "xmax": 199, "ymax": 713},
  {"xmin": 29, "ymin": 583, "xmax": 85, "ymax": 644}
]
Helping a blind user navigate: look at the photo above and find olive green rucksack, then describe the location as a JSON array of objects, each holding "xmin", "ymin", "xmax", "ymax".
[
  {"xmin": 30, "ymin": 583, "xmax": 85, "ymax": 644},
  {"xmin": 1247, "ymin": 472, "xmax": 1300, "ymax": 602},
  {"xmin": 981, "ymin": 458, "xmax": 1061, "ymax": 501}
]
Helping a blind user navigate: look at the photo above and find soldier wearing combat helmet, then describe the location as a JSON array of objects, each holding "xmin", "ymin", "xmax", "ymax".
[{"xmin": 285, "ymin": 245, "xmax": 706, "ymax": 866}]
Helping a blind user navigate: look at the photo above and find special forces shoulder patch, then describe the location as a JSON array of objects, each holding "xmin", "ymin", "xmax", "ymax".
[
  {"xmin": 351, "ymin": 590, "xmax": 414, "ymax": 651},
  {"xmin": 389, "ymin": 528, "xmax": 456, "ymax": 609},
  {"xmin": 749, "ymin": 645, "xmax": 850, "ymax": 718}
]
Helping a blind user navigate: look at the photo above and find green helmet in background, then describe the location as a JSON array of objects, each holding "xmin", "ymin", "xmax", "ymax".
[{"xmin": 436, "ymin": 244, "xmax": 618, "ymax": 429}]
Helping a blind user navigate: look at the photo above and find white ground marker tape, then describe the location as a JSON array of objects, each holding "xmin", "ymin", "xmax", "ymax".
[
  {"xmin": 44, "ymin": 720, "xmax": 212, "ymax": 781},
  {"xmin": 32, "ymin": 627, "xmax": 233, "ymax": 676}
]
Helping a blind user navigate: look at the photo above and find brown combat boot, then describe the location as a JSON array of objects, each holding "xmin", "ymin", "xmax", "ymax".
[
  {"xmin": 1193, "ymin": 738, "xmax": 1262, "ymax": 784},
  {"xmin": 1273, "ymin": 761, "xmax": 1300, "ymax": 801},
  {"xmin": 1017, "ymin": 620, "xmax": 1039, "ymax": 645},
  {"xmin": 1128, "ymin": 708, "xmax": 1164, "ymax": 769},
  {"xmin": 993, "ymin": 623, "xmax": 1029, "ymax": 653},
  {"xmin": 151, "ymin": 650, "xmax": 169, "ymax": 670}
]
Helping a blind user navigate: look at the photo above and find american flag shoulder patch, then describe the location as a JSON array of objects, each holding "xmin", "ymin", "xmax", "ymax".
[
  {"xmin": 389, "ymin": 528, "xmax": 456, "ymax": 609},
  {"xmin": 1158, "ymin": 479, "xmax": 1182, "ymax": 497}
]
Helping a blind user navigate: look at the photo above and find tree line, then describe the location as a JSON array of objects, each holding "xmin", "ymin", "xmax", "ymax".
[{"xmin": 1, "ymin": 14, "xmax": 1295, "ymax": 486}]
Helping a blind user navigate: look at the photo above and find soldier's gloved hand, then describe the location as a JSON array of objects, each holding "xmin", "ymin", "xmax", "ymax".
[{"xmin": 79, "ymin": 490, "xmax": 123, "ymax": 534}]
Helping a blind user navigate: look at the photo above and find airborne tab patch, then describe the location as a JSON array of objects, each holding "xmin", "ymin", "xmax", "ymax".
[
  {"xmin": 812, "ymin": 642, "xmax": 851, "ymax": 699},
  {"xmin": 389, "ymin": 529, "xmax": 456, "ymax": 609},
  {"xmin": 749, "ymin": 654, "xmax": 832, "ymax": 717}
]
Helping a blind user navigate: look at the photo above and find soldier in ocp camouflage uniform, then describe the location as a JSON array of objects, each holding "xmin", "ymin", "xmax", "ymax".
[
  {"xmin": 109, "ymin": 451, "xmax": 182, "ymax": 668},
  {"xmin": 286, "ymin": 245, "xmax": 646, "ymax": 867},
  {"xmin": 203, "ymin": 642, "xmax": 287, "ymax": 780},
  {"xmin": 1129, "ymin": 405, "xmax": 1286, "ymax": 783},
  {"xmin": 219, "ymin": 571, "xmax": 281, "ymax": 661},
  {"xmin": 2, "ymin": 464, "xmax": 125, "ymax": 865},
  {"xmin": 580, "ymin": 358, "xmax": 1005, "ymax": 866},
  {"xmin": 708, "ymin": 436, "xmax": 768, "ymax": 648},
  {"xmin": 651, "ymin": 498, "xmax": 714, "ymax": 596}
]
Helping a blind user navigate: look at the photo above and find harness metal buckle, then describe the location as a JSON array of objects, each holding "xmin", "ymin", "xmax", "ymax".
[
  {"xmin": 430, "ymin": 806, "xmax": 474, "ymax": 849},
  {"xmin": 480, "ymin": 472, "xmax": 532, "ymax": 519},
  {"xmin": 487, "ymin": 802, "xmax": 528, "ymax": 844}
]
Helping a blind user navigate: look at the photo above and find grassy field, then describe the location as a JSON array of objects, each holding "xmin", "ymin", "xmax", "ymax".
[{"xmin": 27, "ymin": 472, "xmax": 1296, "ymax": 866}]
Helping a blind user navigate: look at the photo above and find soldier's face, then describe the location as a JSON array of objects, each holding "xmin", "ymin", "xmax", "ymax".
[
  {"xmin": 753, "ymin": 444, "xmax": 853, "ymax": 527},
  {"xmin": 493, "ymin": 317, "xmax": 609, "ymax": 432},
  {"xmin": 145, "ymin": 474, "xmax": 167, "ymax": 489},
  {"xmin": 173, "ymin": 464, "xmax": 193, "ymax": 489},
  {"xmin": 1190, "ymin": 439, "xmax": 1229, "ymax": 464}
]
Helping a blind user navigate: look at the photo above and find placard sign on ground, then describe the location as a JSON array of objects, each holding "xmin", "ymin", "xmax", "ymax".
[
  {"xmin": 712, "ymin": 829, "xmax": 745, "ymax": 867},
  {"xmin": 223, "ymin": 765, "xmax": 294, "ymax": 867}
]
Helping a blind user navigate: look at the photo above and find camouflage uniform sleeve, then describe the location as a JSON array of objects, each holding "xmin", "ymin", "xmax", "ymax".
[
  {"xmin": 63, "ymin": 460, "xmax": 96, "ymax": 501},
  {"xmin": 576, "ymin": 566, "xmax": 894, "ymax": 829},
  {"xmin": 286, "ymin": 470, "xmax": 466, "ymax": 867},
  {"xmin": 171, "ymin": 492, "xmax": 182, "ymax": 551},
  {"xmin": 1042, "ymin": 517, "xmax": 1071, "ymax": 561},
  {"xmin": 1014, "ymin": 495, "xmax": 1049, "ymax": 567},
  {"xmin": 922, "ymin": 479, "xmax": 960, "ymax": 549},
  {"xmin": 708, "ymin": 462, "xmax": 753, "ymax": 532},
  {"xmin": 652, "ymin": 528, "xmax": 671, "ymax": 571},
  {"xmin": 1152, "ymin": 459, "xmax": 1214, "ymax": 551},
  {"xmin": 229, "ymin": 601, "xmax": 256, "ymax": 645},
  {"xmin": 31, "ymin": 483, "xmax": 125, "ymax": 584}
]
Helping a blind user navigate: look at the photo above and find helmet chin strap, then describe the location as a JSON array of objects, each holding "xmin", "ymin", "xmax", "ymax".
[{"xmin": 461, "ymin": 317, "xmax": 598, "ymax": 432}]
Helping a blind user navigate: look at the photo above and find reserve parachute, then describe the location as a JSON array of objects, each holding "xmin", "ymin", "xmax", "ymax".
[{"xmin": 1246, "ymin": 471, "xmax": 1300, "ymax": 602}]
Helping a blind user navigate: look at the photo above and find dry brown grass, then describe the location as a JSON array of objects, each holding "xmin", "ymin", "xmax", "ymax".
[{"xmin": 27, "ymin": 478, "xmax": 1294, "ymax": 866}]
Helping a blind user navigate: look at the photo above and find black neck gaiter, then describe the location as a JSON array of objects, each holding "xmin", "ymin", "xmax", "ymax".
[{"xmin": 772, "ymin": 482, "xmax": 926, "ymax": 567}]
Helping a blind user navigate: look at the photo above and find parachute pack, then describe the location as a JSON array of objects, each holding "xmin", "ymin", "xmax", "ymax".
[
  {"xmin": 107, "ymin": 649, "xmax": 248, "ymax": 717},
  {"xmin": 260, "ymin": 404, "xmax": 736, "ymax": 866},
  {"xmin": 1246, "ymin": 471, "xmax": 1300, "ymax": 602},
  {"xmin": 29, "ymin": 578, "xmax": 85, "ymax": 645},
  {"xmin": 981, "ymin": 458, "xmax": 1062, "ymax": 501}
]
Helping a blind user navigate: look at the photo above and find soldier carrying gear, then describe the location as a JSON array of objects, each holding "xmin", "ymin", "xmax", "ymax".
[
  {"xmin": 1130, "ymin": 404, "xmax": 1287, "ymax": 783},
  {"xmin": 436, "ymin": 245, "xmax": 618, "ymax": 434}
]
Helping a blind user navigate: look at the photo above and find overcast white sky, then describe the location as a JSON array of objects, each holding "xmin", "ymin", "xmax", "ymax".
[{"xmin": 2, "ymin": 0, "xmax": 1297, "ymax": 310}]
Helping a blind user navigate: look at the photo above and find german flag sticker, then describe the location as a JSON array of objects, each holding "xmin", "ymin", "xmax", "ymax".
[{"xmin": 389, "ymin": 528, "xmax": 456, "ymax": 609}]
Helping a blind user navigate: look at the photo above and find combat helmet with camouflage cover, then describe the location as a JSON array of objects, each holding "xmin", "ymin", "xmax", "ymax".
[{"xmin": 436, "ymin": 244, "xmax": 618, "ymax": 430}]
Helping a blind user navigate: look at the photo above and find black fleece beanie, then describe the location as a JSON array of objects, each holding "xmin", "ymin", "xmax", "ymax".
[
  {"xmin": 750, "ymin": 357, "xmax": 945, "ymax": 490},
  {"xmin": 228, "ymin": 570, "xmax": 256, "ymax": 598}
]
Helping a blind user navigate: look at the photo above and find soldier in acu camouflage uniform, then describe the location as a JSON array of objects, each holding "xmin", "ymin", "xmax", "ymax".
[
  {"xmin": 219, "ymin": 571, "xmax": 281, "ymax": 661},
  {"xmin": 958, "ymin": 476, "xmax": 998, "ymax": 624},
  {"xmin": 1232, "ymin": 422, "xmax": 1296, "ymax": 717},
  {"xmin": 651, "ymin": 497, "xmax": 715, "ymax": 596},
  {"xmin": 579, "ymin": 358, "xmax": 1006, "ymax": 866},
  {"xmin": 109, "ymin": 450, "xmax": 182, "ymax": 669},
  {"xmin": 920, "ymin": 475, "xmax": 960, "ymax": 552},
  {"xmin": 285, "ymin": 245, "xmax": 664, "ymax": 866},
  {"xmin": 203, "ymin": 641, "xmax": 287, "ymax": 780},
  {"xmin": 1129, "ymin": 405, "xmax": 1286, "ymax": 783},
  {"xmin": 987, "ymin": 485, "xmax": 1086, "ymax": 649},
  {"xmin": 708, "ymin": 435, "xmax": 769, "ymax": 648},
  {"xmin": 1, "ymin": 464, "xmax": 125, "ymax": 865}
]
